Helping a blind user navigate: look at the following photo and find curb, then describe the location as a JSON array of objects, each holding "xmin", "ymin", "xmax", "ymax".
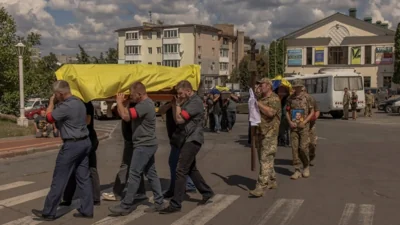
[{"xmin": 0, "ymin": 133, "xmax": 110, "ymax": 159}]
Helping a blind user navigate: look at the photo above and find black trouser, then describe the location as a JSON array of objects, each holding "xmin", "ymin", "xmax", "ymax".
[
  {"xmin": 226, "ymin": 111, "xmax": 236, "ymax": 130},
  {"xmin": 63, "ymin": 137, "xmax": 101, "ymax": 203},
  {"xmin": 170, "ymin": 141, "xmax": 214, "ymax": 209},
  {"xmin": 112, "ymin": 121, "xmax": 146, "ymax": 200}
]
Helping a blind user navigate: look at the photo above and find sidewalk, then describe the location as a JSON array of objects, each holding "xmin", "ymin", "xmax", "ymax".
[{"xmin": 0, "ymin": 131, "xmax": 110, "ymax": 159}]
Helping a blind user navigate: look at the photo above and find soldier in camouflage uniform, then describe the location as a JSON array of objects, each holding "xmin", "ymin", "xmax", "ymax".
[
  {"xmin": 249, "ymin": 78, "xmax": 281, "ymax": 197},
  {"xmin": 364, "ymin": 89, "xmax": 374, "ymax": 117},
  {"xmin": 342, "ymin": 88, "xmax": 350, "ymax": 120},
  {"xmin": 303, "ymin": 87, "xmax": 320, "ymax": 166},
  {"xmin": 286, "ymin": 79, "xmax": 314, "ymax": 179}
]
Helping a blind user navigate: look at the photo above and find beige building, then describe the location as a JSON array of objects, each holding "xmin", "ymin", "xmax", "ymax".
[
  {"xmin": 281, "ymin": 8, "xmax": 396, "ymax": 89},
  {"xmin": 56, "ymin": 54, "xmax": 78, "ymax": 64},
  {"xmin": 115, "ymin": 23, "xmax": 249, "ymax": 88}
]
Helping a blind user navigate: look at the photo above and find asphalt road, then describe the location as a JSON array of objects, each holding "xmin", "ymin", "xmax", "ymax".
[{"xmin": 0, "ymin": 110, "xmax": 399, "ymax": 225}]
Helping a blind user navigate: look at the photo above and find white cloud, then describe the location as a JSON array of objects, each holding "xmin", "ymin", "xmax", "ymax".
[{"xmin": 0, "ymin": 0, "xmax": 397, "ymax": 56}]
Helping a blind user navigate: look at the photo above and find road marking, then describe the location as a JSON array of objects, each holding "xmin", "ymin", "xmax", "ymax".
[
  {"xmin": 94, "ymin": 128, "xmax": 113, "ymax": 132},
  {"xmin": 0, "ymin": 142, "xmax": 60, "ymax": 152},
  {"xmin": 0, "ymin": 188, "xmax": 49, "ymax": 210},
  {"xmin": 254, "ymin": 199, "xmax": 303, "ymax": 225},
  {"xmin": 317, "ymin": 136, "xmax": 327, "ymax": 140},
  {"xmin": 171, "ymin": 194, "xmax": 240, "ymax": 225},
  {"xmin": 0, "ymin": 181, "xmax": 34, "ymax": 192},
  {"xmin": 358, "ymin": 204, "xmax": 374, "ymax": 225},
  {"xmin": 338, "ymin": 203, "xmax": 356, "ymax": 225},
  {"xmin": 1, "ymin": 216, "xmax": 42, "ymax": 225},
  {"xmin": 92, "ymin": 197, "xmax": 154, "ymax": 225}
]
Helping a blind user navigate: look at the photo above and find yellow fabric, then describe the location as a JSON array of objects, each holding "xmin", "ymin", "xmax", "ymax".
[
  {"xmin": 214, "ymin": 85, "xmax": 230, "ymax": 92},
  {"xmin": 272, "ymin": 75, "xmax": 292, "ymax": 92},
  {"xmin": 55, "ymin": 64, "xmax": 201, "ymax": 102}
]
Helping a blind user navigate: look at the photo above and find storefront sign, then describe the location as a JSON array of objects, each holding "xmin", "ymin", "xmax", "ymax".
[
  {"xmin": 287, "ymin": 49, "xmax": 302, "ymax": 66},
  {"xmin": 375, "ymin": 47, "xmax": 393, "ymax": 65},
  {"xmin": 351, "ymin": 46, "xmax": 361, "ymax": 64},
  {"xmin": 314, "ymin": 47, "xmax": 324, "ymax": 65}
]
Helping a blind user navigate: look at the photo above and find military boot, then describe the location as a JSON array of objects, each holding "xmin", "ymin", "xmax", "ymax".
[
  {"xmin": 267, "ymin": 181, "xmax": 278, "ymax": 189},
  {"xmin": 290, "ymin": 170, "xmax": 302, "ymax": 180},
  {"xmin": 249, "ymin": 185, "xmax": 266, "ymax": 197},
  {"xmin": 302, "ymin": 167, "xmax": 310, "ymax": 178}
]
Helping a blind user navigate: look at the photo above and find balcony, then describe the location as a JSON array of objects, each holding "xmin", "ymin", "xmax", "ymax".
[
  {"xmin": 220, "ymin": 44, "xmax": 229, "ymax": 49},
  {"xmin": 125, "ymin": 55, "xmax": 142, "ymax": 61},
  {"xmin": 163, "ymin": 53, "xmax": 181, "ymax": 60},
  {"xmin": 219, "ymin": 70, "xmax": 229, "ymax": 76},
  {"xmin": 125, "ymin": 39, "xmax": 142, "ymax": 46},
  {"xmin": 163, "ymin": 38, "xmax": 181, "ymax": 44},
  {"xmin": 219, "ymin": 56, "xmax": 229, "ymax": 63}
]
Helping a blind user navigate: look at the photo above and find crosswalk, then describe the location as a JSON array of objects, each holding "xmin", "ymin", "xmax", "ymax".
[
  {"xmin": 0, "ymin": 180, "xmax": 379, "ymax": 225},
  {"xmin": 94, "ymin": 122, "xmax": 119, "ymax": 138}
]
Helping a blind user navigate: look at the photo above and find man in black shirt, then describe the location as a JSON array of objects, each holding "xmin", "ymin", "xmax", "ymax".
[
  {"xmin": 60, "ymin": 101, "xmax": 101, "ymax": 206},
  {"xmin": 158, "ymin": 102, "xmax": 196, "ymax": 198}
]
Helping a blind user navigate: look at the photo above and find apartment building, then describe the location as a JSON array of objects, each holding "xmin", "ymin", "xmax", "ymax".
[
  {"xmin": 115, "ymin": 22, "xmax": 249, "ymax": 87},
  {"xmin": 55, "ymin": 54, "xmax": 78, "ymax": 64}
]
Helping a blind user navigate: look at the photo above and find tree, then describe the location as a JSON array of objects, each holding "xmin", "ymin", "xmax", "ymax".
[
  {"xmin": 76, "ymin": 45, "xmax": 90, "ymax": 64},
  {"xmin": 268, "ymin": 39, "xmax": 286, "ymax": 78},
  {"xmin": 105, "ymin": 48, "xmax": 118, "ymax": 63},
  {"xmin": 260, "ymin": 45, "xmax": 267, "ymax": 56},
  {"xmin": 393, "ymin": 23, "xmax": 400, "ymax": 84},
  {"xmin": 98, "ymin": 52, "xmax": 105, "ymax": 63},
  {"xmin": 268, "ymin": 40, "xmax": 277, "ymax": 77}
]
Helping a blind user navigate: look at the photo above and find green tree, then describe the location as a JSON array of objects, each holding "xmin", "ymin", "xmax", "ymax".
[
  {"xmin": 105, "ymin": 48, "xmax": 118, "ymax": 63},
  {"xmin": 268, "ymin": 40, "xmax": 277, "ymax": 77},
  {"xmin": 260, "ymin": 45, "xmax": 267, "ymax": 56},
  {"xmin": 99, "ymin": 52, "xmax": 105, "ymax": 63},
  {"xmin": 276, "ymin": 39, "xmax": 287, "ymax": 76},
  {"xmin": 393, "ymin": 23, "xmax": 400, "ymax": 84},
  {"xmin": 76, "ymin": 45, "xmax": 90, "ymax": 64}
]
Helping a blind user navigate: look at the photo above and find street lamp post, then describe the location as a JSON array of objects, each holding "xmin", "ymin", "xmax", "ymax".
[{"xmin": 16, "ymin": 41, "xmax": 28, "ymax": 127}]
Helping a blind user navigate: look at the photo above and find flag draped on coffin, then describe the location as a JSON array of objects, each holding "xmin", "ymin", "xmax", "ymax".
[{"xmin": 272, "ymin": 75, "xmax": 292, "ymax": 92}]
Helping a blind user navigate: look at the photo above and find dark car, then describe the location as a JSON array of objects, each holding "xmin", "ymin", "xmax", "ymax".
[{"xmin": 377, "ymin": 97, "xmax": 400, "ymax": 113}]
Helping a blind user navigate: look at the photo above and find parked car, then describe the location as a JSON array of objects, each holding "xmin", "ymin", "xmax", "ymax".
[
  {"xmin": 377, "ymin": 96, "xmax": 400, "ymax": 113},
  {"xmin": 391, "ymin": 100, "xmax": 400, "ymax": 113},
  {"xmin": 25, "ymin": 105, "xmax": 47, "ymax": 119},
  {"xmin": 25, "ymin": 98, "xmax": 49, "ymax": 111}
]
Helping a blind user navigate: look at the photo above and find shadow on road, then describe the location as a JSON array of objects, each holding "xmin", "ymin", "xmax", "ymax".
[
  {"xmin": 274, "ymin": 166, "xmax": 293, "ymax": 177},
  {"xmin": 234, "ymin": 135, "xmax": 250, "ymax": 147},
  {"xmin": 211, "ymin": 172, "xmax": 255, "ymax": 191},
  {"xmin": 274, "ymin": 158, "xmax": 292, "ymax": 166}
]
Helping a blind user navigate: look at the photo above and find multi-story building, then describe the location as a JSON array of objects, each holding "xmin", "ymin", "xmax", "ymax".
[
  {"xmin": 30, "ymin": 47, "xmax": 41, "ymax": 62},
  {"xmin": 55, "ymin": 54, "xmax": 78, "ymax": 64},
  {"xmin": 115, "ymin": 22, "xmax": 249, "ymax": 88},
  {"xmin": 281, "ymin": 8, "xmax": 396, "ymax": 89}
]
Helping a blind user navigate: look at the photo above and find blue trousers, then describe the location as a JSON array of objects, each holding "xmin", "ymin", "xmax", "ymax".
[
  {"xmin": 42, "ymin": 138, "xmax": 93, "ymax": 216},
  {"xmin": 168, "ymin": 145, "xmax": 196, "ymax": 191}
]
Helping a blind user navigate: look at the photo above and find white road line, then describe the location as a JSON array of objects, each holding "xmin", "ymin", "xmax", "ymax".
[
  {"xmin": 254, "ymin": 199, "xmax": 303, "ymax": 225},
  {"xmin": 358, "ymin": 204, "xmax": 374, "ymax": 225},
  {"xmin": 92, "ymin": 197, "xmax": 154, "ymax": 225},
  {"xmin": 317, "ymin": 136, "xmax": 327, "ymax": 140},
  {"xmin": 254, "ymin": 199, "xmax": 287, "ymax": 225},
  {"xmin": 278, "ymin": 199, "xmax": 303, "ymax": 225},
  {"xmin": 338, "ymin": 203, "xmax": 356, "ymax": 225},
  {"xmin": 95, "ymin": 125, "xmax": 115, "ymax": 130},
  {"xmin": 1, "ymin": 216, "xmax": 42, "ymax": 225},
  {"xmin": 94, "ymin": 128, "xmax": 113, "ymax": 132},
  {"xmin": 170, "ymin": 194, "xmax": 240, "ymax": 225},
  {"xmin": 0, "ymin": 188, "xmax": 49, "ymax": 210},
  {"xmin": 0, "ymin": 181, "xmax": 34, "ymax": 192}
]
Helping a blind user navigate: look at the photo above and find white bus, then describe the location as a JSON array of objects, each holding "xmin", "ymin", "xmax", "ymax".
[{"xmin": 285, "ymin": 68, "xmax": 365, "ymax": 119}]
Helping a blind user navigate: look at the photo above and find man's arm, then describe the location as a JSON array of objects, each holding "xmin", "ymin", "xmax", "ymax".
[
  {"xmin": 46, "ymin": 97, "xmax": 68, "ymax": 123},
  {"xmin": 257, "ymin": 100, "xmax": 277, "ymax": 118},
  {"xmin": 175, "ymin": 97, "xmax": 202, "ymax": 125},
  {"xmin": 303, "ymin": 97, "xmax": 314, "ymax": 123},
  {"xmin": 158, "ymin": 102, "xmax": 172, "ymax": 115},
  {"xmin": 117, "ymin": 101, "xmax": 131, "ymax": 122}
]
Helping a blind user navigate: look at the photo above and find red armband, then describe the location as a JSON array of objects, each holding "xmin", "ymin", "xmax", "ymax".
[
  {"xmin": 46, "ymin": 112, "xmax": 55, "ymax": 123},
  {"xmin": 129, "ymin": 108, "xmax": 138, "ymax": 119},
  {"xmin": 286, "ymin": 106, "xmax": 290, "ymax": 112},
  {"xmin": 181, "ymin": 110, "xmax": 190, "ymax": 120},
  {"xmin": 311, "ymin": 115, "xmax": 317, "ymax": 121}
]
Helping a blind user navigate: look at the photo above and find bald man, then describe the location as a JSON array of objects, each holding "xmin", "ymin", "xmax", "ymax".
[{"xmin": 109, "ymin": 82, "xmax": 165, "ymax": 216}]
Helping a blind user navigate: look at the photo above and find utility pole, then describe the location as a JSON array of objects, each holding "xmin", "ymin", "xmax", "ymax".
[{"xmin": 248, "ymin": 39, "xmax": 259, "ymax": 171}]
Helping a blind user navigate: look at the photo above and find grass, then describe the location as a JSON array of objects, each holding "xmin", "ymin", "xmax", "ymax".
[{"xmin": 0, "ymin": 119, "xmax": 35, "ymax": 139}]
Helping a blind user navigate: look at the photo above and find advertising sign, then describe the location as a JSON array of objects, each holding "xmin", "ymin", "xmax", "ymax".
[
  {"xmin": 287, "ymin": 49, "xmax": 302, "ymax": 66},
  {"xmin": 375, "ymin": 47, "xmax": 393, "ymax": 65},
  {"xmin": 351, "ymin": 46, "xmax": 361, "ymax": 64},
  {"xmin": 314, "ymin": 47, "xmax": 324, "ymax": 65}
]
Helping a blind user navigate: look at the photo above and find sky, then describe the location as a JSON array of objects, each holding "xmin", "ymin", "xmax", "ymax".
[{"xmin": 0, "ymin": 0, "xmax": 399, "ymax": 57}]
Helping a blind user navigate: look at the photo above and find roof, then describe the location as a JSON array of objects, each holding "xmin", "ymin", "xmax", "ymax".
[
  {"xmin": 341, "ymin": 36, "xmax": 394, "ymax": 45},
  {"xmin": 281, "ymin": 12, "xmax": 395, "ymax": 40},
  {"xmin": 115, "ymin": 24, "xmax": 221, "ymax": 33},
  {"xmin": 285, "ymin": 37, "xmax": 331, "ymax": 46}
]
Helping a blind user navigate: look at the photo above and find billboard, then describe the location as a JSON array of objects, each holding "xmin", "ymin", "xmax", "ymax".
[
  {"xmin": 375, "ymin": 47, "xmax": 393, "ymax": 65},
  {"xmin": 287, "ymin": 49, "xmax": 302, "ymax": 66},
  {"xmin": 314, "ymin": 47, "xmax": 324, "ymax": 65},
  {"xmin": 351, "ymin": 46, "xmax": 361, "ymax": 64}
]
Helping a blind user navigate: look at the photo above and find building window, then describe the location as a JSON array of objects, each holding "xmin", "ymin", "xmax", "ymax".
[
  {"xmin": 163, "ymin": 60, "xmax": 180, "ymax": 67},
  {"xmin": 157, "ymin": 47, "xmax": 162, "ymax": 54},
  {"xmin": 148, "ymin": 62, "xmax": 152, "ymax": 65},
  {"xmin": 328, "ymin": 47, "xmax": 348, "ymax": 65},
  {"xmin": 383, "ymin": 76, "xmax": 392, "ymax": 88},
  {"xmin": 365, "ymin": 46, "xmax": 372, "ymax": 64},
  {"xmin": 147, "ymin": 32, "xmax": 152, "ymax": 39},
  {"xmin": 364, "ymin": 76, "xmax": 371, "ymax": 87},
  {"xmin": 212, "ymin": 48, "xmax": 215, "ymax": 56},
  {"xmin": 223, "ymin": 38, "xmax": 228, "ymax": 45},
  {"xmin": 220, "ymin": 62, "xmax": 228, "ymax": 71},
  {"xmin": 163, "ymin": 44, "xmax": 180, "ymax": 54},
  {"xmin": 220, "ymin": 49, "xmax": 229, "ymax": 57},
  {"xmin": 126, "ymin": 60, "xmax": 141, "ymax": 64},
  {"xmin": 157, "ymin": 62, "xmax": 161, "ymax": 65},
  {"xmin": 163, "ymin": 29, "xmax": 178, "ymax": 38},
  {"xmin": 306, "ymin": 47, "xmax": 312, "ymax": 65},
  {"xmin": 125, "ymin": 46, "xmax": 141, "ymax": 55},
  {"xmin": 148, "ymin": 47, "xmax": 152, "ymax": 54},
  {"xmin": 126, "ymin": 32, "xmax": 139, "ymax": 40},
  {"xmin": 157, "ymin": 32, "xmax": 161, "ymax": 39}
]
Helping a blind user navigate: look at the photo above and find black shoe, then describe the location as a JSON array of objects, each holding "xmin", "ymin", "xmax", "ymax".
[
  {"xmin": 94, "ymin": 201, "xmax": 101, "ymax": 206},
  {"xmin": 73, "ymin": 212, "xmax": 93, "ymax": 219},
  {"xmin": 198, "ymin": 193, "xmax": 215, "ymax": 205},
  {"xmin": 108, "ymin": 204, "xmax": 135, "ymax": 216},
  {"xmin": 159, "ymin": 205, "xmax": 181, "ymax": 214},
  {"xmin": 31, "ymin": 209, "xmax": 56, "ymax": 221},
  {"xmin": 163, "ymin": 191, "xmax": 174, "ymax": 198},
  {"xmin": 59, "ymin": 201, "xmax": 72, "ymax": 206},
  {"xmin": 144, "ymin": 203, "xmax": 166, "ymax": 213}
]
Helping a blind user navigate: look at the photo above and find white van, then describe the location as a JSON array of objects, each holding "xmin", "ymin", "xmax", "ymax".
[{"xmin": 25, "ymin": 98, "xmax": 49, "ymax": 111}]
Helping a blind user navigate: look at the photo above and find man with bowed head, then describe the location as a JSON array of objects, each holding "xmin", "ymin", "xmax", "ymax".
[{"xmin": 32, "ymin": 80, "xmax": 93, "ymax": 221}]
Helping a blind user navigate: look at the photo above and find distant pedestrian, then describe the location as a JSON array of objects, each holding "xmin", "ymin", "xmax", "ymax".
[
  {"xmin": 34, "ymin": 110, "xmax": 56, "ymax": 138},
  {"xmin": 249, "ymin": 78, "xmax": 281, "ymax": 197},
  {"xmin": 32, "ymin": 80, "xmax": 93, "ymax": 221},
  {"xmin": 342, "ymin": 88, "xmax": 350, "ymax": 120},
  {"xmin": 365, "ymin": 89, "xmax": 374, "ymax": 117}
]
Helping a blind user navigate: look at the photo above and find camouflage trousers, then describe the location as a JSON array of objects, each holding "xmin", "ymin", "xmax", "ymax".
[
  {"xmin": 309, "ymin": 124, "xmax": 317, "ymax": 162},
  {"xmin": 256, "ymin": 134, "xmax": 277, "ymax": 188},
  {"xmin": 291, "ymin": 127, "xmax": 310, "ymax": 170},
  {"xmin": 364, "ymin": 104, "xmax": 372, "ymax": 117}
]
